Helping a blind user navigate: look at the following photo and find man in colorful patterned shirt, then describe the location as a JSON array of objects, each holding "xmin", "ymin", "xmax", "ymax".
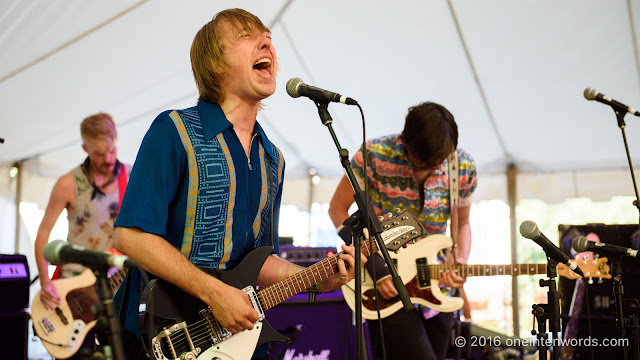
[
  {"xmin": 329, "ymin": 101, "xmax": 477, "ymax": 360},
  {"xmin": 34, "ymin": 112, "xmax": 131, "ymax": 359},
  {"xmin": 114, "ymin": 8, "xmax": 366, "ymax": 360}
]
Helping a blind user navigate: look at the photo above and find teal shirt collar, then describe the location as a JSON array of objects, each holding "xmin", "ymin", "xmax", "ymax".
[{"xmin": 197, "ymin": 99, "xmax": 278, "ymax": 160}]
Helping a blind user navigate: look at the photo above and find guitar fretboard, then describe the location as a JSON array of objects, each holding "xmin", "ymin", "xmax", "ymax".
[
  {"xmin": 258, "ymin": 238, "xmax": 379, "ymax": 310},
  {"xmin": 429, "ymin": 264, "xmax": 547, "ymax": 278},
  {"xmin": 109, "ymin": 269, "xmax": 127, "ymax": 290}
]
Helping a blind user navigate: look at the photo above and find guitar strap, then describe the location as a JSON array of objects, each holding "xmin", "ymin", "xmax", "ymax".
[
  {"xmin": 448, "ymin": 151, "xmax": 460, "ymax": 262},
  {"xmin": 266, "ymin": 152, "xmax": 274, "ymax": 247},
  {"xmin": 117, "ymin": 163, "xmax": 128, "ymax": 211},
  {"xmin": 114, "ymin": 165, "xmax": 131, "ymax": 328}
]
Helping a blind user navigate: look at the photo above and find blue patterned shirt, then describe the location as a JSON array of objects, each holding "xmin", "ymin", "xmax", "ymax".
[{"xmin": 114, "ymin": 100, "xmax": 285, "ymax": 345}]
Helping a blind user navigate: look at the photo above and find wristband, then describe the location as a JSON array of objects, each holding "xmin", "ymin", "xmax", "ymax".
[{"xmin": 337, "ymin": 224, "xmax": 353, "ymax": 245}]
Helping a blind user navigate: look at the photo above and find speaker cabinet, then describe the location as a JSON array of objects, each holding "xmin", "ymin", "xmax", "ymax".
[
  {"xmin": 0, "ymin": 254, "xmax": 30, "ymax": 311},
  {"xmin": 558, "ymin": 224, "xmax": 640, "ymax": 359},
  {"xmin": 265, "ymin": 290, "xmax": 371, "ymax": 360},
  {"xmin": 0, "ymin": 311, "xmax": 29, "ymax": 359}
]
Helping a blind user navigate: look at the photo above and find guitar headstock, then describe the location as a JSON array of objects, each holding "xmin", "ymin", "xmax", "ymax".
[
  {"xmin": 378, "ymin": 209, "xmax": 427, "ymax": 252},
  {"xmin": 557, "ymin": 257, "xmax": 611, "ymax": 281}
]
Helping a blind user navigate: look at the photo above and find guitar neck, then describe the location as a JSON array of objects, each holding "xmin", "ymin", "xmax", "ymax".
[
  {"xmin": 429, "ymin": 263, "xmax": 547, "ymax": 278},
  {"xmin": 108, "ymin": 269, "xmax": 127, "ymax": 291},
  {"xmin": 258, "ymin": 239, "xmax": 379, "ymax": 311}
]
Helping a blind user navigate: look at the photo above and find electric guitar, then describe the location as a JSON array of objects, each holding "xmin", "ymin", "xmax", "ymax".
[
  {"xmin": 31, "ymin": 268, "xmax": 127, "ymax": 359},
  {"xmin": 341, "ymin": 235, "xmax": 611, "ymax": 319},
  {"xmin": 139, "ymin": 210, "xmax": 426, "ymax": 360}
]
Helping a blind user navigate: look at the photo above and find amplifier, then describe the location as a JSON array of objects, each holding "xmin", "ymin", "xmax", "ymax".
[
  {"xmin": 558, "ymin": 224, "xmax": 640, "ymax": 318},
  {"xmin": 265, "ymin": 290, "xmax": 372, "ymax": 360},
  {"xmin": 0, "ymin": 311, "xmax": 29, "ymax": 359},
  {"xmin": 279, "ymin": 246, "xmax": 338, "ymax": 267},
  {"xmin": 0, "ymin": 254, "xmax": 30, "ymax": 311},
  {"xmin": 557, "ymin": 224, "xmax": 639, "ymax": 359}
]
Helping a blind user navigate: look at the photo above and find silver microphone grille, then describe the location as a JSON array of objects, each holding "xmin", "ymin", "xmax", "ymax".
[
  {"xmin": 583, "ymin": 87, "xmax": 598, "ymax": 101},
  {"xmin": 519, "ymin": 220, "xmax": 540, "ymax": 239},
  {"xmin": 286, "ymin": 77, "xmax": 304, "ymax": 98},
  {"xmin": 571, "ymin": 236, "xmax": 589, "ymax": 253}
]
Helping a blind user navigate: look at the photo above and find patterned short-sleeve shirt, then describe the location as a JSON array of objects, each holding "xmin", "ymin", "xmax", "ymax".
[{"xmin": 352, "ymin": 134, "xmax": 477, "ymax": 234}]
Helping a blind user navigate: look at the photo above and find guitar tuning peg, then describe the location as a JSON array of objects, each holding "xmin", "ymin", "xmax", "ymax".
[
  {"xmin": 377, "ymin": 215, "xmax": 385, "ymax": 222},
  {"xmin": 588, "ymin": 278, "xmax": 594, "ymax": 285},
  {"xmin": 386, "ymin": 212, "xmax": 393, "ymax": 219},
  {"xmin": 598, "ymin": 278, "xmax": 603, "ymax": 284},
  {"xmin": 393, "ymin": 208, "xmax": 401, "ymax": 214}
]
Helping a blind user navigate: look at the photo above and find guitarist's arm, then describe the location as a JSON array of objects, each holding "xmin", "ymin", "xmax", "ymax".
[
  {"xmin": 115, "ymin": 227, "xmax": 260, "ymax": 334},
  {"xmin": 441, "ymin": 205, "xmax": 471, "ymax": 288},
  {"xmin": 329, "ymin": 176, "xmax": 388, "ymax": 295},
  {"xmin": 34, "ymin": 172, "xmax": 75, "ymax": 310}
]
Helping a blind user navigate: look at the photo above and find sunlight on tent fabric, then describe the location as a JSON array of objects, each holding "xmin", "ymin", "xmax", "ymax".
[
  {"xmin": 19, "ymin": 202, "xmax": 68, "ymax": 279},
  {"xmin": 19, "ymin": 202, "xmax": 69, "ymax": 243},
  {"xmin": 13, "ymin": 194, "xmax": 640, "ymax": 339},
  {"xmin": 465, "ymin": 196, "xmax": 639, "ymax": 337}
]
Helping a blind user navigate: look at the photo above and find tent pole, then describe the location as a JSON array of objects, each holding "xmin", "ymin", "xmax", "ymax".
[
  {"xmin": 507, "ymin": 163, "xmax": 519, "ymax": 337},
  {"xmin": 308, "ymin": 169, "xmax": 315, "ymax": 245},
  {"xmin": 14, "ymin": 162, "xmax": 23, "ymax": 253}
]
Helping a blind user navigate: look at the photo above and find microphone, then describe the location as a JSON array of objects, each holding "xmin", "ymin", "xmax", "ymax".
[
  {"xmin": 44, "ymin": 240, "xmax": 134, "ymax": 270},
  {"xmin": 583, "ymin": 87, "xmax": 640, "ymax": 116},
  {"xmin": 572, "ymin": 236, "xmax": 638, "ymax": 258},
  {"xmin": 519, "ymin": 220, "xmax": 584, "ymax": 276},
  {"xmin": 286, "ymin": 77, "xmax": 358, "ymax": 105}
]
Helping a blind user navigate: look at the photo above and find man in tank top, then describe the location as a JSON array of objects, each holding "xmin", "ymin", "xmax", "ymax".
[{"xmin": 33, "ymin": 113, "xmax": 131, "ymax": 358}]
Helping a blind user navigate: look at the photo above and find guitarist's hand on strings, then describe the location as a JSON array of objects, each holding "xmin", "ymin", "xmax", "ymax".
[
  {"xmin": 375, "ymin": 276, "xmax": 398, "ymax": 299},
  {"xmin": 39, "ymin": 278, "xmax": 61, "ymax": 310},
  {"xmin": 440, "ymin": 267, "xmax": 466, "ymax": 288},
  {"xmin": 206, "ymin": 282, "xmax": 260, "ymax": 335},
  {"xmin": 318, "ymin": 244, "xmax": 367, "ymax": 292},
  {"xmin": 440, "ymin": 249, "xmax": 467, "ymax": 288}
]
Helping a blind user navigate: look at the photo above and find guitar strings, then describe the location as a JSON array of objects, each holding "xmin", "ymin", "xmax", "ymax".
[
  {"xmin": 258, "ymin": 239, "xmax": 381, "ymax": 309},
  {"xmin": 148, "ymin": 235, "xmax": 392, "ymax": 357},
  {"xmin": 153, "ymin": 255, "xmax": 346, "ymax": 358}
]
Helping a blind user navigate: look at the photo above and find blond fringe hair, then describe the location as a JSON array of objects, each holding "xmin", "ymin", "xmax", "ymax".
[{"xmin": 190, "ymin": 8, "xmax": 270, "ymax": 104}]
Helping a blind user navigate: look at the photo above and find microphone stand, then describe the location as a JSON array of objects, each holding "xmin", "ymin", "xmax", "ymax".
[
  {"xmin": 609, "ymin": 256, "xmax": 630, "ymax": 360},
  {"xmin": 611, "ymin": 109, "xmax": 640, "ymax": 225},
  {"xmin": 625, "ymin": 298, "xmax": 640, "ymax": 360},
  {"xmin": 313, "ymin": 101, "xmax": 413, "ymax": 360},
  {"xmin": 532, "ymin": 257, "xmax": 561, "ymax": 360},
  {"xmin": 91, "ymin": 266, "xmax": 126, "ymax": 360}
]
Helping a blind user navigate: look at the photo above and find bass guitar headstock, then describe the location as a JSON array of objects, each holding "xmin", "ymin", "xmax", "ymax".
[{"xmin": 557, "ymin": 257, "xmax": 611, "ymax": 281}]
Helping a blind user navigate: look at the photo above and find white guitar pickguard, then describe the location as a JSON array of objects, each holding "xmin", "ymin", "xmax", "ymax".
[{"xmin": 196, "ymin": 323, "xmax": 263, "ymax": 360}]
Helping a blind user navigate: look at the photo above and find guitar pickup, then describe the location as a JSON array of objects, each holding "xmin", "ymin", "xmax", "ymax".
[
  {"xmin": 244, "ymin": 286, "xmax": 265, "ymax": 321},
  {"xmin": 416, "ymin": 257, "xmax": 431, "ymax": 288},
  {"xmin": 55, "ymin": 307, "xmax": 69, "ymax": 325}
]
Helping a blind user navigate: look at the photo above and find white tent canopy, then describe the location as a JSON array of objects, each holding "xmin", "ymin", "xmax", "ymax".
[
  {"xmin": 2, "ymin": 0, "xmax": 640, "ymax": 207},
  {"xmin": 2, "ymin": 1, "xmax": 640, "ymax": 344}
]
